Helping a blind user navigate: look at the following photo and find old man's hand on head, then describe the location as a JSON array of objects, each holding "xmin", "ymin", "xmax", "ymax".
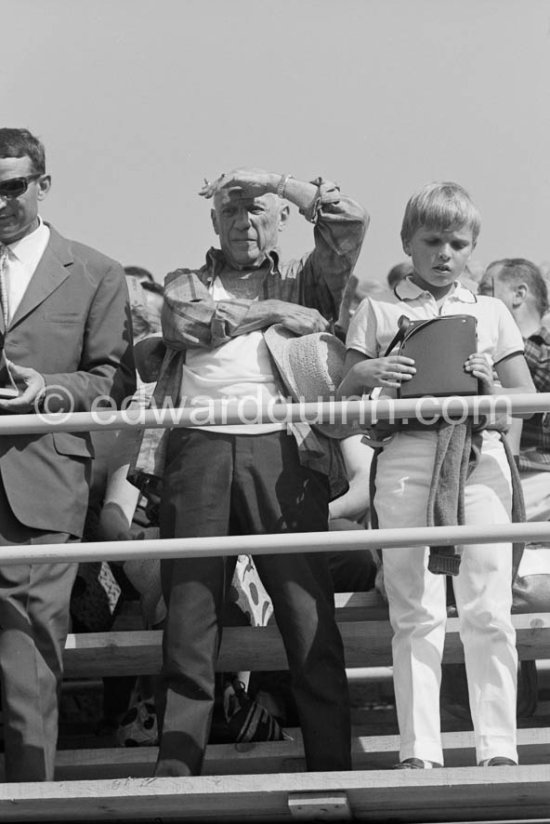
[
  {"xmin": 200, "ymin": 169, "xmax": 280, "ymax": 202},
  {"xmin": 200, "ymin": 169, "xmax": 319, "ymax": 215}
]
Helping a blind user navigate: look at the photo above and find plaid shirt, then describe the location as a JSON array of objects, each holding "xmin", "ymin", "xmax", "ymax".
[
  {"xmin": 519, "ymin": 325, "xmax": 550, "ymax": 471},
  {"xmin": 161, "ymin": 180, "xmax": 368, "ymax": 350},
  {"xmin": 130, "ymin": 179, "xmax": 368, "ymax": 498}
]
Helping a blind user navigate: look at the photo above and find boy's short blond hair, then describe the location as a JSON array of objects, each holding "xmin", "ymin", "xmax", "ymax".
[{"xmin": 401, "ymin": 181, "xmax": 481, "ymax": 246}]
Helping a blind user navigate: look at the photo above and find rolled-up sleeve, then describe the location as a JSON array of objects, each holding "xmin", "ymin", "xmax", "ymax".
[
  {"xmin": 296, "ymin": 179, "xmax": 369, "ymax": 319},
  {"xmin": 161, "ymin": 181, "xmax": 369, "ymax": 349}
]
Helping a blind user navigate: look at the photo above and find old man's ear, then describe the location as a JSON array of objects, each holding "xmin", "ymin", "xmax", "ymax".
[
  {"xmin": 211, "ymin": 208, "xmax": 220, "ymax": 236},
  {"xmin": 278, "ymin": 202, "xmax": 290, "ymax": 233}
]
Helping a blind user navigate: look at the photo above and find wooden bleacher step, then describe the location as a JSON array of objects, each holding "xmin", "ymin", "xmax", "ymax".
[
  {"xmin": 42, "ymin": 726, "xmax": 550, "ymax": 781},
  {"xmin": 62, "ymin": 612, "xmax": 550, "ymax": 678},
  {"xmin": 36, "ymin": 592, "xmax": 550, "ymax": 821},
  {"xmin": 0, "ymin": 765, "xmax": 549, "ymax": 822}
]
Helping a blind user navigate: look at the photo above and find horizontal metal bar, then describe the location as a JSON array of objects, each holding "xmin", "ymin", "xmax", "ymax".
[
  {"xmin": 0, "ymin": 393, "xmax": 548, "ymax": 434},
  {"xmin": 1, "ymin": 522, "xmax": 549, "ymax": 565}
]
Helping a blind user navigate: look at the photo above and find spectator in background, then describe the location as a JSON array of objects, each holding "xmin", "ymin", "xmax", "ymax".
[
  {"xmin": 125, "ymin": 274, "xmax": 163, "ymax": 340},
  {"xmin": 386, "ymin": 260, "xmax": 413, "ymax": 292},
  {"xmin": 72, "ymin": 273, "xmax": 165, "ymax": 737},
  {"xmin": 479, "ymin": 258, "xmax": 550, "ymax": 521},
  {"xmin": 462, "ymin": 260, "xmax": 485, "ymax": 291},
  {"xmin": 141, "ymin": 279, "xmax": 164, "ymax": 327},
  {"xmin": 538, "ymin": 262, "xmax": 550, "ymax": 327},
  {"xmin": 0, "ymin": 127, "xmax": 134, "ymax": 781},
  {"xmin": 85, "ymin": 275, "xmax": 162, "ymax": 546},
  {"xmin": 328, "ymin": 434, "xmax": 377, "ymax": 591},
  {"xmin": 124, "ymin": 265, "xmax": 155, "ymax": 285}
]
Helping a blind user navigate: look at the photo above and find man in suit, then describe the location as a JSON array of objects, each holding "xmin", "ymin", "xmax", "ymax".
[{"xmin": 0, "ymin": 127, "xmax": 135, "ymax": 781}]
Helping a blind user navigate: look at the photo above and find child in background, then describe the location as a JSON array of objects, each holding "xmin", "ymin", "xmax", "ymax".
[{"xmin": 339, "ymin": 182, "xmax": 535, "ymax": 769}]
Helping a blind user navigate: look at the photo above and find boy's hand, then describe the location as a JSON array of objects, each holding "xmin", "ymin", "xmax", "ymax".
[
  {"xmin": 465, "ymin": 353, "xmax": 493, "ymax": 393},
  {"xmin": 357, "ymin": 355, "xmax": 416, "ymax": 390}
]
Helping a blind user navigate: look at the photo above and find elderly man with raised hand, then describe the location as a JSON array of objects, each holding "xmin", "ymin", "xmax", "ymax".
[{"xmin": 148, "ymin": 168, "xmax": 368, "ymax": 777}]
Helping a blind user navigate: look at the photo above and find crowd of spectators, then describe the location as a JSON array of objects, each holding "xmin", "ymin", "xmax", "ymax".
[{"xmin": 0, "ymin": 127, "xmax": 549, "ymax": 781}]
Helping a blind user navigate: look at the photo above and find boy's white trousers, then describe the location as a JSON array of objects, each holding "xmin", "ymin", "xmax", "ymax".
[{"xmin": 376, "ymin": 430, "xmax": 518, "ymax": 766}]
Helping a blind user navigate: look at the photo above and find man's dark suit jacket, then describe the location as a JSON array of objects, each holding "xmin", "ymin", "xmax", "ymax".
[{"xmin": 0, "ymin": 225, "xmax": 135, "ymax": 537}]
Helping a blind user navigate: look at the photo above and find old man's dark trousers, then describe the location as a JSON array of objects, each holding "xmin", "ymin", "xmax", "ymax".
[{"xmin": 155, "ymin": 428, "xmax": 351, "ymax": 776}]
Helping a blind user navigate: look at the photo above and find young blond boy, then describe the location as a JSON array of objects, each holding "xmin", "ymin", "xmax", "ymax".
[{"xmin": 340, "ymin": 182, "xmax": 535, "ymax": 768}]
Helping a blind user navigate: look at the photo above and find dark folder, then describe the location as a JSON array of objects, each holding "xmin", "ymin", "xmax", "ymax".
[{"xmin": 397, "ymin": 315, "xmax": 479, "ymax": 399}]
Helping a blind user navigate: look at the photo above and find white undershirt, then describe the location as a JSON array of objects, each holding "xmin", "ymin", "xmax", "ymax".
[{"xmin": 180, "ymin": 277, "xmax": 285, "ymax": 435}]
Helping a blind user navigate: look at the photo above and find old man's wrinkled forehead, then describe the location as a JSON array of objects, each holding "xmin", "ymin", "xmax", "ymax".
[{"xmin": 212, "ymin": 187, "xmax": 279, "ymax": 213}]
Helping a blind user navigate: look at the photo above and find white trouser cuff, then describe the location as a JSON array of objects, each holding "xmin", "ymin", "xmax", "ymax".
[
  {"xmin": 476, "ymin": 734, "xmax": 518, "ymax": 765},
  {"xmin": 400, "ymin": 740, "xmax": 444, "ymax": 766}
]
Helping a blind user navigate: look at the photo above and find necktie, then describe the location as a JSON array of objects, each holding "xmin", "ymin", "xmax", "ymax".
[{"xmin": 0, "ymin": 244, "xmax": 10, "ymax": 328}]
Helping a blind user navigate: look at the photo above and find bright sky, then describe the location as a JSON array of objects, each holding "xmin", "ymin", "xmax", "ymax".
[{"xmin": 4, "ymin": 0, "xmax": 550, "ymax": 289}]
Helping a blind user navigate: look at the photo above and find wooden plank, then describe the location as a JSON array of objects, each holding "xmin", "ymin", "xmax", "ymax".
[
  {"xmin": 62, "ymin": 613, "xmax": 550, "ymax": 678},
  {"xmin": 49, "ymin": 727, "xmax": 550, "ymax": 781},
  {"xmin": 64, "ymin": 630, "xmax": 163, "ymax": 678},
  {"xmin": 0, "ymin": 766, "xmax": 550, "ymax": 822},
  {"xmin": 288, "ymin": 792, "xmax": 352, "ymax": 820},
  {"xmin": 109, "ymin": 591, "xmax": 389, "ymax": 631},
  {"xmin": 333, "ymin": 591, "xmax": 389, "ymax": 621}
]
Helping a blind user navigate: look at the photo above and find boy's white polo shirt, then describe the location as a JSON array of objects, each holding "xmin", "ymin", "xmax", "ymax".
[{"xmin": 346, "ymin": 277, "xmax": 524, "ymax": 367}]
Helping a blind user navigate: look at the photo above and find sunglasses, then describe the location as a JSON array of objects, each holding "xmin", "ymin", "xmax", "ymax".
[{"xmin": 0, "ymin": 174, "xmax": 43, "ymax": 200}]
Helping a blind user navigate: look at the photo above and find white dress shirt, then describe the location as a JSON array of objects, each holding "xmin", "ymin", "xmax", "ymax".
[{"xmin": 3, "ymin": 218, "xmax": 50, "ymax": 324}]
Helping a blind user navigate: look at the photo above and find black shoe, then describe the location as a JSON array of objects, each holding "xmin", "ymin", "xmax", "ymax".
[
  {"xmin": 393, "ymin": 757, "xmax": 442, "ymax": 769},
  {"xmin": 478, "ymin": 756, "xmax": 517, "ymax": 767}
]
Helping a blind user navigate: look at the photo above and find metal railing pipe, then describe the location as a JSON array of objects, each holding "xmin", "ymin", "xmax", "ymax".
[
  {"xmin": 1, "ymin": 521, "xmax": 549, "ymax": 565},
  {"xmin": 0, "ymin": 393, "xmax": 548, "ymax": 434}
]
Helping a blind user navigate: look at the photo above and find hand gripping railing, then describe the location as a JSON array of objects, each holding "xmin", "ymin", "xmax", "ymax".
[{"xmin": 0, "ymin": 392, "xmax": 548, "ymax": 565}]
